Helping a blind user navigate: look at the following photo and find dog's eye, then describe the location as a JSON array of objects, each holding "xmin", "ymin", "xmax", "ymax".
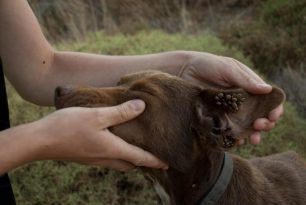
[
  {"xmin": 130, "ymin": 85, "xmax": 158, "ymax": 96},
  {"xmin": 136, "ymin": 88, "xmax": 156, "ymax": 96}
]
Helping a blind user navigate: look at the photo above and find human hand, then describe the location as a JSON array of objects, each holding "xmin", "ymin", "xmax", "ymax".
[
  {"xmin": 179, "ymin": 52, "xmax": 283, "ymax": 145},
  {"xmin": 35, "ymin": 100, "xmax": 168, "ymax": 171}
]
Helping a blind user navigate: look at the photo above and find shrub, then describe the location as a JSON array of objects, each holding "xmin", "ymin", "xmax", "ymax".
[{"xmin": 220, "ymin": 0, "xmax": 306, "ymax": 76}]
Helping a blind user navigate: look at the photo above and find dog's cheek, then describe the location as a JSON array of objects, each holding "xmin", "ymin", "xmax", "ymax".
[{"xmin": 109, "ymin": 121, "xmax": 146, "ymax": 146}]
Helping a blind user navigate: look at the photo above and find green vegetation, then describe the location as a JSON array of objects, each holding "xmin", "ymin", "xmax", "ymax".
[
  {"xmin": 220, "ymin": 0, "xmax": 306, "ymax": 76},
  {"xmin": 220, "ymin": 0, "xmax": 306, "ymax": 118},
  {"xmin": 7, "ymin": 30, "xmax": 306, "ymax": 204},
  {"xmin": 57, "ymin": 30, "xmax": 249, "ymax": 63}
]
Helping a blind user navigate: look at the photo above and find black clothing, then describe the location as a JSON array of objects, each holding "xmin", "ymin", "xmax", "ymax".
[{"xmin": 0, "ymin": 58, "xmax": 16, "ymax": 204}]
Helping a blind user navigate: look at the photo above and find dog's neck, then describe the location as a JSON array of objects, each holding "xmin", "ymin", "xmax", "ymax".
[{"xmin": 145, "ymin": 150, "xmax": 225, "ymax": 205}]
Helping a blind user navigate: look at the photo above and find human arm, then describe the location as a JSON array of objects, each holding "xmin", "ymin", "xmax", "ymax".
[
  {"xmin": 0, "ymin": 0, "xmax": 282, "ymax": 144},
  {"xmin": 0, "ymin": 100, "xmax": 167, "ymax": 175},
  {"xmin": 0, "ymin": 0, "xmax": 190, "ymax": 106}
]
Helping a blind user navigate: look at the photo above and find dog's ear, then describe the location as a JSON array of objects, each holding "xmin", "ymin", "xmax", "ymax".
[{"xmin": 194, "ymin": 87, "xmax": 285, "ymax": 149}]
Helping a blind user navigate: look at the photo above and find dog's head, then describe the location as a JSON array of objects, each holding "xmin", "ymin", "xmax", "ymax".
[{"xmin": 54, "ymin": 71, "xmax": 285, "ymax": 172}]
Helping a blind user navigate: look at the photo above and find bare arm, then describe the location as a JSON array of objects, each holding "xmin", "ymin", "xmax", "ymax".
[
  {"xmin": 0, "ymin": 122, "xmax": 41, "ymax": 174},
  {"xmin": 0, "ymin": 0, "xmax": 283, "ymax": 146},
  {"xmin": 0, "ymin": 0, "xmax": 188, "ymax": 106},
  {"xmin": 0, "ymin": 101, "xmax": 167, "ymax": 175}
]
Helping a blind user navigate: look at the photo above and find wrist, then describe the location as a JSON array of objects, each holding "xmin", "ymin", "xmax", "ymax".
[
  {"xmin": 174, "ymin": 51, "xmax": 194, "ymax": 75},
  {"xmin": 174, "ymin": 50, "xmax": 198, "ymax": 77},
  {"xmin": 0, "ymin": 122, "xmax": 48, "ymax": 174},
  {"xmin": 153, "ymin": 51, "xmax": 193, "ymax": 76}
]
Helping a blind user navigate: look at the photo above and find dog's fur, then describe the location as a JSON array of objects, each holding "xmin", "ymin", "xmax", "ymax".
[{"xmin": 55, "ymin": 71, "xmax": 306, "ymax": 205}]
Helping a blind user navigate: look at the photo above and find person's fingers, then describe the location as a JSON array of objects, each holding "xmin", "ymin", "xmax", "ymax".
[
  {"xmin": 104, "ymin": 132, "xmax": 168, "ymax": 169},
  {"xmin": 223, "ymin": 57, "xmax": 272, "ymax": 94},
  {"xmin": 264, "ymin": 122, "xmax": 275, "ymax": 131},
  {"xmin": 233, "ymin": 71, "xmax": 272, "ymax": 94},
  {"xmin": 253, "ymin": 118, "xmax": 276, "ymax": 131},
  {"xmin": 250, "ymin": 132, "xmax": 261, "ymax": 145},
  {"xmin": 229, "ymin": 58, "xmax": 265, "ymax": 84},
  {"xmin": 98, "ymin": 99, "xmax": 145, "ymax": 128},
  {"xmin": 226, "ymin": 67, "xmax": 272, "ymax": 94},
  {"xmin": 99, "ymin": 159, "xmax": 136, "ymax": 172},
  {"xmin": 71, "ymin": 158, "xmax": 135, "ymax": 171},
  {"xmin": 253, "ymin": 118, "xmax": 270, "ymax": 130},
  {"xmin": 269, "ymin": 104, "xmax": 284, "ymax": 122}
]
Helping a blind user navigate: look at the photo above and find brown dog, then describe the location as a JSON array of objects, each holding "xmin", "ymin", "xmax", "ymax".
[{"xmin": 54, "ymin": 71, "xmax": 306, "ymax": 205}]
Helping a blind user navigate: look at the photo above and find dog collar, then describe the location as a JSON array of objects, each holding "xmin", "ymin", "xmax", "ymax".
[{"xmin": 198, "ymin": 152, "xmax": 234, "ymax": 205}]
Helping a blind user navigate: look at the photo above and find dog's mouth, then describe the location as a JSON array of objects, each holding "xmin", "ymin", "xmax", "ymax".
[{"xmin": 54, "ymin": 85, "xmax": 80, "ymax": 109}]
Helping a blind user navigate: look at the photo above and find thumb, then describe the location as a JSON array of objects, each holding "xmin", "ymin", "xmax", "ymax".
[
  {"xmin": 228, "ymin": 71, "xmax": 272, "ymax": 94},
  {"xmin": 240, "ymin": 80, "xmax": 272, "ymax": 94},
  {"xmin": 223, "ymin": 57, "xmax": 272, "ymax": 94},
  {"xmin": 99, "ymin": 99, "xmax": 146, "ymax": 127}
]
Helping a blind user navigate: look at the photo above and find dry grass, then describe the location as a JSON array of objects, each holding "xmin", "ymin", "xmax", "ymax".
[{"xmin": 29, "ymin": 0, "xmax": 261, "ymax": 42}]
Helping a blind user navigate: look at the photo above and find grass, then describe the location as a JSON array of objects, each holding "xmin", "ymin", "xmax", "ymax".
[
  {"xmin": 6, "ymin": 30, "xmax": 306, "ymax": 205},
  {"xmin": 57, "ymin": 30, "xmax": 250, "ymax": 64}
]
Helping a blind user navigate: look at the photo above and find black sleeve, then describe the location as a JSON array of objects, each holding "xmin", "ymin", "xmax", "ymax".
[{"xmin": 0, "ymin": 57, "xmax": 17, "ymax": 205}]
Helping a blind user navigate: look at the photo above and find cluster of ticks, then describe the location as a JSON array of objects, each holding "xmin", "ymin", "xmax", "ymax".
[{"xmin": 214, "ymin": 92, "xmax": 246, "ymax": 112}]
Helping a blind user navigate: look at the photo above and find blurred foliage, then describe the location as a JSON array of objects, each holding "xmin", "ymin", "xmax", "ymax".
[
  {"xmin": 271, "ymin": 68, "xmax": 306, "ymax": 117},
  {"xmin": 220, "ymin": 0, "xmax": 306, "ymax": 76},
  {"xmin": 220, "ymin": 0, "xmax": 306, "ymax": 118},
  {"xmin": 9, "ymin": 30, "xmax": 250, "ymax": 205},
  {"xmin": 29, "ymin": 0, "xmax": 261, "ymax": 42}
]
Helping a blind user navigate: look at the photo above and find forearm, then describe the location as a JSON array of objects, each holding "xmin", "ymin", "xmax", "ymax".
[
  {"xmin": 0, "ymin": 0, "xmax": 190, "ymax": 106},
  {"xmin": 43, "ymin": 51, "xmax": 189, "ymax": 104},
  {"xmin": 7, "ymin": 49, "xmax": 188, "ymax": 106},
  {"xmin": 0, "ymin": 123, "xmax": 44, "ymax": 175}
]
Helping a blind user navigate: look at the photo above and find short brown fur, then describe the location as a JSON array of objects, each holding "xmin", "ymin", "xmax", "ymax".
[{"xmin": 55, "ymin": 71, "xmax": 306, "ymax": 205}]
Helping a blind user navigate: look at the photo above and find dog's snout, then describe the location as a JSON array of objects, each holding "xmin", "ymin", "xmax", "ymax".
[
  {"xmin": 54, "ymin": 86, "xmax": 76, "ymax": 109},
  {"xmin": 55, "ymin": 86, "xmax": 73, "ymax": 98}
]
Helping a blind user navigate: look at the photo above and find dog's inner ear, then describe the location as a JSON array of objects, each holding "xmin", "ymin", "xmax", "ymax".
[{"xmin": 194, "ymin": 87, "xmax": 285, "ymax": 149}]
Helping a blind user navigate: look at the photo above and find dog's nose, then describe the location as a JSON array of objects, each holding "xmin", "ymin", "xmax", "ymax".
[{"xmin": 55, "ymin": 86, "xmax": 73, "ymax": 97}]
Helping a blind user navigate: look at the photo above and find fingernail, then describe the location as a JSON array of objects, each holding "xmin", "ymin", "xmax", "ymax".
[
  {"xmin": 257, "ymin": 83, "xmax": 272, "ymax": 90},
  {"xmin": 130, "ymin": 99, "xmax": 145, "ymax": 111},
  {"xmin": 162, "ymin": 164, "xmax": 169, "ymax": 170},
  {"xmin": 263, "ymin": 121, "xmax": 269, "ymax": 128}
]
